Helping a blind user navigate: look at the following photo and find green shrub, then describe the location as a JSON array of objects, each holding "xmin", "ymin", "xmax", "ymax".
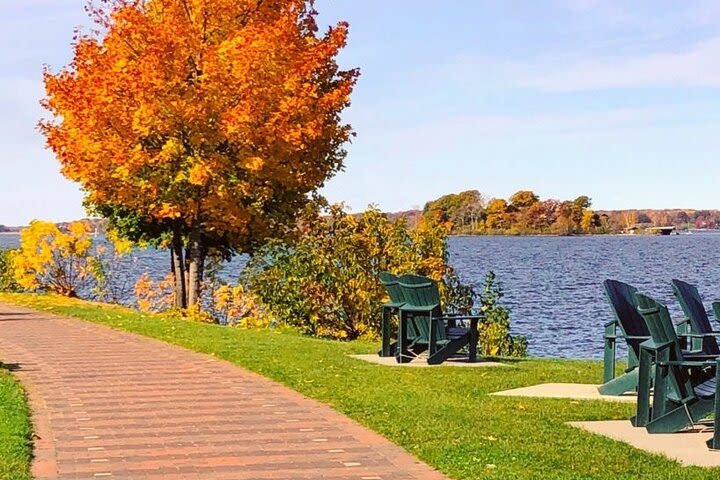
[
  {"xmin": 0, "ymin": 249, "xmax": 19, "ymax": 292},
  {"xmin": 478, "ymin": 271, "xmax": 527, "ymax": 357},
  {"xmin": 244, "ymin": 204, "xmax": 527, "ymax": 359},
  {"xmin": 244, "ymin": 205, "xmax": 470, "ymax": 339}
]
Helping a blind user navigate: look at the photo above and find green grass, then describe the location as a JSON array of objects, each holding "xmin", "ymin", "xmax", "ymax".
[
  {"xmin": 0, "ymin": 363, "xmax": 32, "ymax": 480},
  {"xmin": 0, "ymin": 293, "xmax": 716, "ymax": 479}
]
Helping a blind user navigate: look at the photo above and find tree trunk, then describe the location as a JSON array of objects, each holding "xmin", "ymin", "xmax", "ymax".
[
  {"xmin": 186, "ymin": 224, "xmax": 205, "ymax": 307},
  {"xmin": 171, "ymin": 225, "xmax": 187, "ymax": 309}
]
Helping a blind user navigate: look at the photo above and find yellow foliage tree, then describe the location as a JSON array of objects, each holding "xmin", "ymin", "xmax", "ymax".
[
  {"xmin": 211, "ymin": 284, "xmax": 269, "ymax": 327},
  {"xmin": 580, "ymin": 210, "xmax": 598, "ymax": 233},
  {"xmin": 13, "ymin": 221, "xmax": 97, "ymax": 297}
]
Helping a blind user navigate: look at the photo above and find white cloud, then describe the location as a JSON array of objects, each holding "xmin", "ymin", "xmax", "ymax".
[
  {"xmin": 432, "ymin": 35, "xmax": 720, "ymax": 93},
  {"xmin": 521, "ymin": 37, "xmax": 720, "ymax": 90}
]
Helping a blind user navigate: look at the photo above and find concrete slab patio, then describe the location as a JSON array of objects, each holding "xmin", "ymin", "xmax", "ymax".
[
  {"xmin": 349, "ymin": 354, "xmax": 507, "ymax": 368},
  {"xmin": 570, "ymin": 421, "xmax": 720, "ymax": 467},
  {"xmin": 0, "ymin": 303, "xmax": 449, "ymax": 480},
  {"xmin": 490, "ymin": 383, "xmax": 638, "ymax": 403},
  {"xmin": 495, "ymin": 384, "xmax": 720, "ymax": 467}
]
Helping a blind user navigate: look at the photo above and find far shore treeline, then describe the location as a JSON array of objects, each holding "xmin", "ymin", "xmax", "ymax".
[
  {"xmin": 394, "ymin": 190, "xmax": 720, "ymax": 235},
  {"xmin": 2, "ymin": 189, "xmax": 720, "ymax": 236}
]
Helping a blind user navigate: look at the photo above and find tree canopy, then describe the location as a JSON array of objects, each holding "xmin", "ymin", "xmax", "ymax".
[{"xmin": 40, "ymin": 0, "xmax": 359, "ymax": 306}]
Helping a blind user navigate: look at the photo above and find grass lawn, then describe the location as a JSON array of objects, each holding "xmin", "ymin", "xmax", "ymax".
[
  {"xmin": 0, "ymin": 363, "xmax": 32, "ymax": 480},
  {"xmin": 1, "ymin": 292, "xmax": 717, "ymax": 479}
]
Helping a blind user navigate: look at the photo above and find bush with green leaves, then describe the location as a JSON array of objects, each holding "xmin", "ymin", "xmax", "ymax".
[
  {"xmin": 245, "ymin": 205, "xmax": 461, "ymax": 339},
  {"xmin": 244, "ymin": 204, "xmax": 526, "ymax": 358},
  {"xmin": 477, "ymin": 271, "xmax": 527, "ymax": 357}
]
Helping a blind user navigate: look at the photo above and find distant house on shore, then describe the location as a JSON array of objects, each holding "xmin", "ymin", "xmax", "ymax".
[{"xmin": 623, "ymin": 224, "xmax": 675, "ymax": 235}]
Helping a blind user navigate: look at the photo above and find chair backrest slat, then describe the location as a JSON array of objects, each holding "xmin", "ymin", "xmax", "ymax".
[
  {"xmin": 398, "ymin": 274, "xmax": 445, "ymax": 343},
  {"xmin": 634, "ymin": 293, "xmax": 695, "ymax": 401},
  {"xmin": 671, "ymin": 279, "xmax": 720, "ymax": 355},
  {"xmin": 398, "ymin": 274, "xmax": 439, "ymax": 307},
  {"xmin": 603, "ymin": 279, "xmax": 649, "ymax": 363},
  {"xmin": 379, "ymin": 271, "xmax": 405, "ymax": 304}
]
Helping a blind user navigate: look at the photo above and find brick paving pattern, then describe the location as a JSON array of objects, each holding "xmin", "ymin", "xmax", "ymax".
[{"xmin": 0, "ymin": 303, "xmax": 448, "ymax": 480}]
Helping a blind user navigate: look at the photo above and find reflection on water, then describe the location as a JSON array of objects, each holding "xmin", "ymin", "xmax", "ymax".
[{"xmin": 4, "ymin": 232, "xmax": 720, "ymax": 359}]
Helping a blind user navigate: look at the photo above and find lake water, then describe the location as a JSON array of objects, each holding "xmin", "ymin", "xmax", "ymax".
[{"xmin": 3, "ymin": 232, "xmax": 720, "ymax": 359}]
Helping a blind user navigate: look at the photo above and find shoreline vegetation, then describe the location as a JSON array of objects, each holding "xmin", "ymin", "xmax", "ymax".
[
  {"xmin": 0, "ymin": 211, "xmax": 527, "ymax": 357},
  {"xmin": 5, "ymin": 293, "xmax": 720, "ymax": 479},
  {"xmin": 415, "ymin": 190, "xmax": 720, "ymax": 236},
  {"xmin": 4, "ymin": 190, "xmax": 720, "ymax": 237}
]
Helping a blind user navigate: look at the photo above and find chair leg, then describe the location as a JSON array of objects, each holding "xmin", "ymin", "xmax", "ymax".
[
  {"xmin": 428, "ymin": 318, "xmax": 437, "ymax": 358},
  {"xmin": 379, "ymin": 307, "xmax": 392, "ymax": 357},
  {"xmin": 650, "ymin": 353, "xmax": 670, "ymax": 422},
  {"xmin": 378, "ymin": 341, "xmax": 397, "ymax": 357},
  {"xmin": 468, "ymin": 318, "xmax": 479, "ymax": 363},
  {"xmin": 632, "ymin": 347, "xmax": 653, "ymax": 427},
  {"xmin": 427, "ymin": 334, "xmax": 470, "ymax": 365},
  {"xmin": 644, "ymin": 399, "xmax": 713, "ymax": 434},
  {"xmin": 602, "ymin": 336, "xmax": 616, "ymax": 384},
  {"xmin": 709, "ymin": 365, "xmax": 720, "ymax": 449},
  {"xmin": 598, "ymin": 369, "xmax": 638, "ymax": 396},
  {"xmin": 396, "ymin": 311, "xmax": 413, "ymax": 363},
  {"xmin": 645, "ymin": 405, "xmax": 695, "ymax": 433}
]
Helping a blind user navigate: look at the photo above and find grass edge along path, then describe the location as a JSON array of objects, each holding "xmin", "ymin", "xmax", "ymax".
[
  {"xmin": 0, "ymin": 293, "xmax": 716, "ymax": 480},
  {"xmin": 0, "ymin": 362, "xmax": 32, "ymax": 480}
]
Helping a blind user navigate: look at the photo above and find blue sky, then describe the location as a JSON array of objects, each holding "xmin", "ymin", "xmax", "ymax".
[{"xmin": 2, "ymin": 1, "xmax": 720, "ymax": 225}]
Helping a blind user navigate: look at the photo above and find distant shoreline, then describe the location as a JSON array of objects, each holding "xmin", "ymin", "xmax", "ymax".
[{"xmin": 448, "ymin": 230, "xmax": 720, "ymax": 238}]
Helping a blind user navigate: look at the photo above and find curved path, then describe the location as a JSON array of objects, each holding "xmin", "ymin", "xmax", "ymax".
[{"xmin": 0, "ymin": 303, "xmax": 447, "ymax": 480}]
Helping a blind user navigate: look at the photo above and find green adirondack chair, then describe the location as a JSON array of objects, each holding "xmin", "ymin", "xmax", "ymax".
[
  {"xmin": 396, "ymin": 274, "xmax": 483, "ymax": 365},
  {"xmin": 632, "ymin": 293, "xmax": 716, "ymax": 434},
  {"xmin": 707, "ymin": 360, "xmax": 720, "ymax": 450},
  {"xmin": 378, "ymin": 272, "xmax": 412, "ymax": 357},
  {"xmin": 599, "ymin": 279, "xmax": 652, "ymax": 395},
  {"xmin": 671, "ymin": 279, "xmax": 720, "ymax": 355}
]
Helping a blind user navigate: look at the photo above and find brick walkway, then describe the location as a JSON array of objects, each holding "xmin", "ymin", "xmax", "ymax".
[{"xmin": 0, "ymin": 303, "xmax": 448, "ymax": 480}]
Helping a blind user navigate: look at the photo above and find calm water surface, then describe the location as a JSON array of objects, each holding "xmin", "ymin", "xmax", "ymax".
[
  {"xmin": 449, "ymin": 234, "xmax": 720, "ymax": 358},
  {"xmin": 3, "ymin": 232, "xmax": 719, "ymax": 359}
]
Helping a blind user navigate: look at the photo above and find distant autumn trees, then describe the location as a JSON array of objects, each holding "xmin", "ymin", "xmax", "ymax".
[
  {"xmin": 601, "ymin": 209, "xmax": 720, "ymax": 230},
  {"xmin": 423, "ymin": 190, "xmax": 718, "ymax": 235},
  {"xmin": 424, "ymin": 190, "xmax": 601, "ymax": 235},
  {"xmin": 40, "ymin": 0, "xmax": 358, "ymax": 307}
]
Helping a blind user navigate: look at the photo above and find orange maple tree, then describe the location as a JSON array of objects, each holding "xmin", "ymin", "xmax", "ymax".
[{"xmin": 40, "ymin": 0, "xmax": 358, "ymax": 307}]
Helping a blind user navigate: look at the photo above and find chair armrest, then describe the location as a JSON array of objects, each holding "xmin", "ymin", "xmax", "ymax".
[
  {"xmin": 604, "ymin": 319, "xmax": 619, "ymax": 328},
  {"xmin": 431, "ymin": 315, "xmax": 483, "ymax": 328},
  {"xmin": 640, "ymin": 339, "xmax": 675, "ymax": 351},
  {"xmin": 433, "ymin": 314, "xmax": 483, "ymax": 321},
  {"xmin": 444, "ymin": 314, "xmax": 483, "ymax": 320},
  {"xmin": 657, "ymin": 360, "xmax": 717, "ymax": 367},
  {"xmin": 400, "ymin": 305, "xmax": 437, "ymax": 313},
  {"xmin": 678, "ymin": 332, "xmax": 720, "ymax": 338},
  {"xmin": 684, "ymin": 353, "xmax": 720, "ymax": 360},
  {"xmin": 604, "ymin": 334, "xmax": 651, "ymax": 340}
]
